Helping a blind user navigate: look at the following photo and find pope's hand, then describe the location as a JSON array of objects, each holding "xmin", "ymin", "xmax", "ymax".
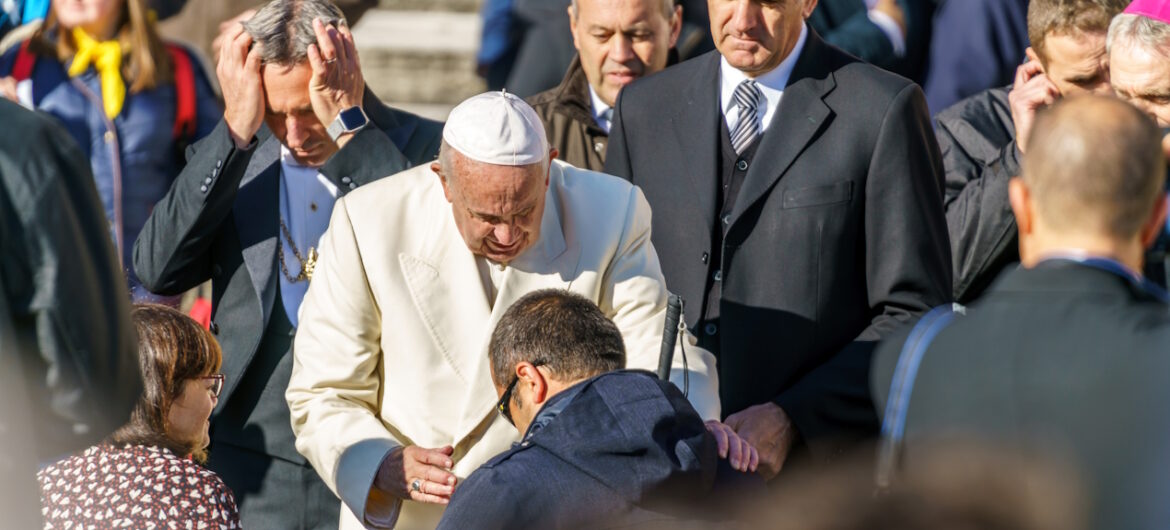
[
  {"xmin": 307, "ymin": 17, "xmax": 366, "ymax": 148},
  {"xmin": 373, "ymin": 445, "xmax": 457, "ymax": 504}
]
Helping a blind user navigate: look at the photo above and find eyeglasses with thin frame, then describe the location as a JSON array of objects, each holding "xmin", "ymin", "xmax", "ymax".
[
  {"xmin": 496, "ymin": 361, "xmax": 545, "ymax": 426},
  {"xmin": 200, "ymin": 374, "xmax": 225, "ymax": 398}
]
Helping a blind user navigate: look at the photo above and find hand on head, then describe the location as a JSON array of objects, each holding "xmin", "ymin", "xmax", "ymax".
[
  {"xmin": 217, "ymin": 23, "xmax": 265, "ymax": 149},
  {"xmin": 1010, "ymin": 58, "xmax": 1061, "ymax": 153},
  {"xmin": 307, "ymin": 17, "xmax": 366, "ymax": 147}
]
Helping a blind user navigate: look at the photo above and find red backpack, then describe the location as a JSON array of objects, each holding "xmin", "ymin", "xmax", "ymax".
[{"xmin": 10, "ymin": 40, "xmax": 198, "ymax": 142}]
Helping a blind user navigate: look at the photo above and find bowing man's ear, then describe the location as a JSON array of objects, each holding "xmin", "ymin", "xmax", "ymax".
[
  {"xmin": 1008, "ymin": 177, "xmax": 1034, "ymax": 237},
  {"xmin": 1141, "ymin": 193, "xmax": 1169, "ymax": 250}
]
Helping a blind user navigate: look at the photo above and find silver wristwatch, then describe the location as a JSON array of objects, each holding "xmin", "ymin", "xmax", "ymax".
[{"xmin": 327, "ymin": 106, "xmax": 370, "ymax": 141}]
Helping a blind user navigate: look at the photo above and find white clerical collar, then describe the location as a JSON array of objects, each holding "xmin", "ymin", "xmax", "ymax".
[
  {"xmin": 588, "ymin": 85, "xmax": 613, "ymax": 134},
  {"xmin": 720, "ymin": 22, "xmax": 808, "ymax": 134}
]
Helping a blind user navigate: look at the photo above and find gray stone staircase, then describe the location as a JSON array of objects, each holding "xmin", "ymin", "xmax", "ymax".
[{"xmin": 354, "ymin": 0, "xmax": 485, "ymax": 121}]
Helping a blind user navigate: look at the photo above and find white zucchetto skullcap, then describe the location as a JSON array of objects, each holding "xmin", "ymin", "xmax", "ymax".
[{"xmin": 442, "ymin": 90, "xmax": 549, "ymax": 166}]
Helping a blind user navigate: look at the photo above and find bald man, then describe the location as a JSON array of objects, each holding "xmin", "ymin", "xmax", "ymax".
[{"xmin": 873, "ymin": 95, "xmax": 1170, "ymax": 530}]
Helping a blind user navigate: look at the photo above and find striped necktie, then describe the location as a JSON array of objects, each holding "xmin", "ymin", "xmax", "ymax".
[{"xmin": 729, "ymin": 80, "xmax": 762, "ymax": 155}]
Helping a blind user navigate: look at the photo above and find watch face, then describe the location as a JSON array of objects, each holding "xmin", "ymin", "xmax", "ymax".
[{"xmin": 338, "ymin": 107, "xmax": 367, "ymax": 130}]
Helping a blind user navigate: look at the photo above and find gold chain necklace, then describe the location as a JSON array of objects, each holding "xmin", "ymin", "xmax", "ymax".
[{"xmin": 278, "ymin": 218, "xmax": 318, "ymax": 282}]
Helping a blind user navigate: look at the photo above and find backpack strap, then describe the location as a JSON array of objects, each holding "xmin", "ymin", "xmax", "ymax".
[
  {"xmin": 165, "ymin": 43, "xmax": 196, "ymax": 142},
  {"xmin": 11, "ymin": 40, "xmax": 35, "ymax": 82},
  {"xmin": 874, "ymin": 303, "xmax": 965, "ymax": 491}
]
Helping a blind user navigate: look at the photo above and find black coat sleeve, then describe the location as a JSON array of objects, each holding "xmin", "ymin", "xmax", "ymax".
[
  {"xmin": 1, "ymin": 103, "xmax": 141, "ymax": 451},
  {"xmin": 938, "ymin": 118, "xmax": 1021, "ymax": 303},
  {"xmin": 133, "ymin": 119, "xmax": 257, "ymax": 296},
  {"xmin": 603, "ymin": 90, "xmax": 634, "ymax": 182},
  {"xmin": 773, "ymin": 84, "xmax": 953, "ymax": 457}
]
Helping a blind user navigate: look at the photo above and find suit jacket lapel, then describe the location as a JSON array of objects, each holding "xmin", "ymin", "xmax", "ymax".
[
  {"xmin": 234, "ymin": 137, "xmax": 281, "ymax": 329},
  {"xmin": 729, "ymin": 32, "xmax": 835, "ymax": 227},
  {"xmin": 668, "ymin": 53, "xmax": 721, "ymax": 229}
]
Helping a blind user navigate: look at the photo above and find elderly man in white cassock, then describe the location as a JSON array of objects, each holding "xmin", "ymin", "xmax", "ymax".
[{"xmin": 288, "ymin": 91, "xmax": 737, "ymax": 529}]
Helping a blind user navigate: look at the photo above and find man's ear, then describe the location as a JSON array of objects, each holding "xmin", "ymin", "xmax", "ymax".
[
  {"xmin": 517, "ymin": 362, "xmax": 550, "ymax": 405},
  {"xmin": 1025, "ymin": 46, "xmax": 1045, "ymax": 73},
  {"xmin": 668, "ymin": 4, "xmax": 683, "ymax": 49},
  {"xmin": 433, "ymin": 162, "xmax": 454, "ymax": 202},
  {"xmin": 1009, "ymin": 177, "xmax": 1033, "ymax": 237},
  {"xmin": 568, "ymin": 4, "xmax": 581, "ymax": 51},
  {"xmin": 545, "ymin": 148, "xmax": 558, "ymax": 186},
  {"xmin": 1141, "ymin": 193, "xmax": 1169, "ymax": 249},
  {"xmin": 802, "ymin": 0, "xmax": 820, "ymax": 18}
]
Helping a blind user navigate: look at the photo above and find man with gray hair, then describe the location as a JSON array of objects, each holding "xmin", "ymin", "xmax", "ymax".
[
  {"xmin": 288, "ymin": 91, "xmax": 742, "ymax": 529},
  {"xmin": 1109, "ymin": 0, "xmax": 1170, "ymax": 129},
  {"xmin": 133, "ymin": 0, "xmax": 442, "ymax": 527}
]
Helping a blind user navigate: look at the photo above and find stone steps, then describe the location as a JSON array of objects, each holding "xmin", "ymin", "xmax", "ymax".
[{"xmin": 354, "ymin": 7, "xmax": 484, "ymax": 121}]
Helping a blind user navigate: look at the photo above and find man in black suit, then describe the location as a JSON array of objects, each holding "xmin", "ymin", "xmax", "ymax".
[
  {"xmin": 872, "ymin": 94, "xmax": 1170, "ymax": 530},
  {"xmin": 134, "ymin": 0, "xmax": 442, "ymax": 528},
  {"xmin": 605, "ymin": 0, "xmax": 951, "ymax": 479}
]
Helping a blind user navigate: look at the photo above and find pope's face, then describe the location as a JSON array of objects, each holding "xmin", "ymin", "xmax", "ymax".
[
  {"xmin": 1110, "ymin": 41, "xmax": 1170, "ymax": 127},
  {"xmin": 570, "ymin": 0, "xmax": 681, "ymax": 107},
  {"xmin": 708, "ymin": 0, "xmax": 816, "ymax": 77},
  {"xmin": 434, "ymin": 151, "xmax": 550, "ymax": 264}
]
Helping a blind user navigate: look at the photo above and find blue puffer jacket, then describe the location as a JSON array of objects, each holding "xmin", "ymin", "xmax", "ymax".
[{"xmin": 1, "ymin": 38, "xmax": 220, "ymax": 299}]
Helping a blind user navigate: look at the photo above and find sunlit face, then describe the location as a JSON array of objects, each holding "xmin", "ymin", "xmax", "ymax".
[
  {"xmin": 53, "ymin": 0, "xmax": 122, "ymax": 38},
  {"xmin": 1037, "ymin": 31, "xmax": 1111, "ymax": 96},
  {"xmin": 1110, "ymin": 41, "xmax": 1170, "ymax": 127},
  {"xmin": 262, "ymin": 62, "xmax": 338, "ymax": 167},
  {"xmin": 167, "ymin": 378, "xmax": 217, "ymax": 453},
  {"xmin": 434, "ymin": 151, "xmax": 551, "ymax": 264},
  {"xmin": 708, "ymin": 0, "xmax": 815, "ymax": 77},
  {"xmin": 570, "ymin": 0, "xmax": 681, "ymax": 107}
]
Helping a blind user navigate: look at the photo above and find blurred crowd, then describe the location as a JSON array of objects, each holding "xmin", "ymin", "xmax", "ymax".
[{"xmin": 2, "ymin": 0, "xmax": 1170, "ymax": 529}]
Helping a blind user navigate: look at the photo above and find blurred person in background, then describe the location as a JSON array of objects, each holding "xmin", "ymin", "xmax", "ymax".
[
  {"xmin": 923, "ymin": 0, "xmax": 1029, "ymax": 115},
  {"xmin": 0, "ymin": 0, "xmax": 222, "ymax": 302},
  {"xmin": 874, "ymin": 94, "xmax": 1170, "ymax": 529},
  {"xmin": 0, "ymin": 98, "xmax": 140, "ymax": 529},
  {"xmin": 527, "ymin": 0, "xmax": 682, "ymax": 172},
  {"xmin": 935, "ymin": 0, "xmax": 1125, "ymax": 304},
  {"xmin": 39, "ymin": 303, "xmax": 240, "ymax": 528},
  {"xmin": 134, "ymin": 0, "xmax": 442, "ymax": 526},
  {"xmin": 807, "ymin": 0, "xmax": 935, "ymax": 81}
]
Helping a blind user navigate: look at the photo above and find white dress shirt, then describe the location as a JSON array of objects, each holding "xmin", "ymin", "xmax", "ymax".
[
  {"xmin": 720, "ymin": 22, "xmax": 809, "ymax": 135},
  {"xmin": 589, "ymin": 86, "xmax": 613, "ymax": 134},
  {"xmin": 278, "ymin": 146, "xmax": 340, "ymax": 327}
]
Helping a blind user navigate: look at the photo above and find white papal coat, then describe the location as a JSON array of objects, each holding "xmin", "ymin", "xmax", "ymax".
[{"xmin": 287, "ymin": 160, "xmax": 720, "ymax": 529}]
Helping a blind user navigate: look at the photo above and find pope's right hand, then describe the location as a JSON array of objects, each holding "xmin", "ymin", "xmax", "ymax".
[
  {"xmin": 374, "ymin": 445, "xmax": 457, "ymax": 505},
  {"xmin": 217, "ymin": 23, "xmax": 265, "ymax": 149}
]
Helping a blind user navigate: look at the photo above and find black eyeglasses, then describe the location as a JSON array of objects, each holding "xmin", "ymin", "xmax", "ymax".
[
  {"xmin": 200, "ymin": 374, "xmax": 225, "ymax": 398},
  {"xmin": 496, "ymin": 361, "xmax": 545, "ymax": 426}
]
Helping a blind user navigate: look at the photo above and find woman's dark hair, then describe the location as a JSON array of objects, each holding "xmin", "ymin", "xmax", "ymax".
[{"xmin": 110, "ymin": 304, "xmax": 222, "ymax": 462}]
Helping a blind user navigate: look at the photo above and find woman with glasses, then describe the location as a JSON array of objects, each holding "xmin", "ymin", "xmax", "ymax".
[{"xmin": 37, "ymin": 303, "xmax": 240, "ymax": 528}]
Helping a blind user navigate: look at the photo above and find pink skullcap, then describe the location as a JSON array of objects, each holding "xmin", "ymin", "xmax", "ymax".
[{"xmin": 1125, "ymin": 0, "xmax": 1170, "ymax": 24}]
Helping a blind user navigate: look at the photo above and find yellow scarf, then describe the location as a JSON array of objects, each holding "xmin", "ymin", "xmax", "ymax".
[{"xmin": 68, "ymin": 27, "xmax": 125, "ymax": 120}]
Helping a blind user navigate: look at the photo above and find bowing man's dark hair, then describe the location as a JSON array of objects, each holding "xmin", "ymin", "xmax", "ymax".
[
  {"xmin": 489, "ymin": 289, "xmax": 626, "ymax": 386},
  {"xmin": 110, "ymin": 304, "xmax": 222, "ymax": 462}
]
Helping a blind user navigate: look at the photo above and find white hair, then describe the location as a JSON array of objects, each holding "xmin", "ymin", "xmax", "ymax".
[
  {"xmin": 1106, "ymin": 12, "xmax": 1170, "ymax": 57},
  {"xmin": 570, "ymin": 0, "xmax": 675, "ymax": 20}
]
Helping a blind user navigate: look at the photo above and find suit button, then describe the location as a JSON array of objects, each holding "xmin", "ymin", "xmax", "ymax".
[
  {"xmin": 210, "ymin": 321, "xmax": 220, "ymax": 335},
  {"xmin": 736, "ymin": 159, "xmax": 748, "ymax": 171},
  {"xmin": 200, "ymin": 185, "xmax": 208, "ymax": 193},
  {"xmin": 713, "ymin": 270, "xmax": 722, "ymax": 282},
  {"xmin": 722, "ymin": 215, "xmax": 730, "ymax": 226},
  {"xmin": 341, "ymin": 176, "xmax": 352, "ymax": 184},
  {"xmin": 704, "ymin": 323, "xmax": 718, "ymax": 336},
  {"xmin": 215, "ymin": 159, "xmax": 222, "ymax": 169},
  {"xmin": 348, "ymin": 182, "xmax": 357, "ymax": 190},
  {"xmin": 594, "ymin": 141, "xmax": 605, "ymax": 154},
  {"xmin": 204, "ymin": 177, "xmax": 212, "ymax": 185},
  {"xmin": 104, "ymin": 131, "xmax": 115, "ymax": 143},
  {"xmin": 701, "ymin": 252, "xmax": 709, "ymax": 264},
  {"xmin": 211, "ymin": 168, "xmax": 218, "ymax": 178}
]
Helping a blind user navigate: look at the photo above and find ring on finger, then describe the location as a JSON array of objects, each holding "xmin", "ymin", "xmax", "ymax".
[
  {"xmin": 325, "ymin": 57, "xmax": 337, "ymax": 64},
  {"xmin": 410, "ymin": 478, "xmax": 422, "ymax": 493}
]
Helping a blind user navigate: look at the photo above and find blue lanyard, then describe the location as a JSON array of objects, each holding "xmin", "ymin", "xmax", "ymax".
[{"xmin": 1038, "ymin": 256, "xmax": 1170, "ymax": 303}]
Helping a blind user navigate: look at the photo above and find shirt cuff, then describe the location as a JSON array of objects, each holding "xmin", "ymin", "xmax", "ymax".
[
  {"xmin": 868, "ymin": 9, "xmax": 906, "ymax": 57},
  {"xmin": 337, "ymin": 439, "xmax": 403, "ymax": 529}
]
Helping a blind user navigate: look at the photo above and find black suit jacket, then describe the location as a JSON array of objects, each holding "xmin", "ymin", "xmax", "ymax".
[
  {"xmin": 872, "ymin": 262, "xmax": 1170, "ymax": 529},
  {"xmin": 605, "ymin": 30, "xmax": 952, "ymax": 458},
  {"xmin": 134, "ymin": 90, "xmax": 442, "ymax": 416}
]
